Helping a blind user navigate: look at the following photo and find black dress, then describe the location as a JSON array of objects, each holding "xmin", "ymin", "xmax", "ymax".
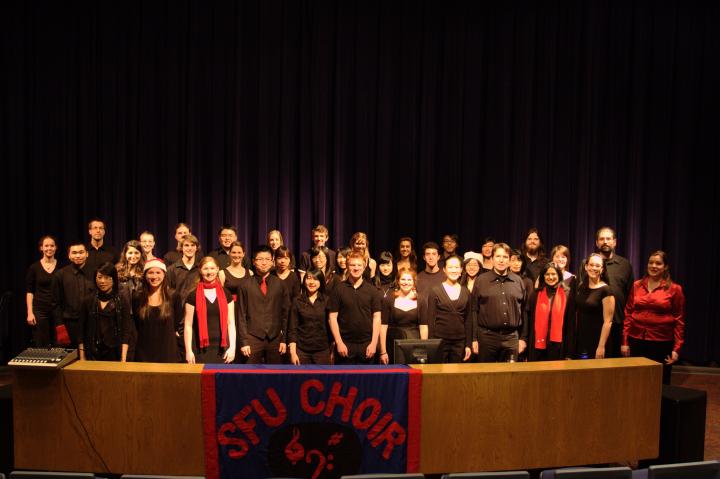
[
  {"xmin": 223, "ymin": 268, "xmax": 249, "ymax": 302},
  {"xmin": 132, "ymin": 296, "xmax": 180, "ymax": 363},
  {"xmin": 186, "ymin": 287, "xmax": 234, "ymax": 364},
  {"xmin": 381, "ymin": 294, "xmax": 426, "ymax": 363},
  {"xmin": 25, "ymin": 260, "xmax": 58, "ymax": 347},
  {"xmin": 575, "ymin": 284, "xmax": 612, "ymax": 359}
]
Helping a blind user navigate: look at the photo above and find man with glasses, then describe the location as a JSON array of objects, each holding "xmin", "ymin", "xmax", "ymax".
[{"xmin": 236, "ymin": 246, "xmax": 291, "ymax": 364}]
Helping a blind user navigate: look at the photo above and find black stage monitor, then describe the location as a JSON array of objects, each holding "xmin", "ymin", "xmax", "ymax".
[{"xmin": 393, "ymin": 338, "xmax": 442, "ymax": 364}]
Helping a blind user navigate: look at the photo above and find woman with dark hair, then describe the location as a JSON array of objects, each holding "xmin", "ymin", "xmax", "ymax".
[
  {"xmin": 26, "ymin": 235, "xmax": 59, "ymax": 347},
  {"xmin": 522, "ymin": 262, "xmax": 575, "ymax": 361},
  {"xmin": 79, "ymin": 262, "xmax": 132, "ymax": 361},
  {"xmin": 184, "ymin": 256, "xmax": 236, "ymax": 364},
  {"xmin": 380, "ymin": 268, "xmax": 428, "ymax": 364},
  {"xmin": 439, "ymin": 234, "xmax": 460, "ymax": 268},
  {"xmin": 117, "ymin": 240, "xmax": 146, "ymax": 298},
  {"xmin": 460, "ymin": 252, "xmax": 483, "ymax": 293},
  {"xmin": 509, "ymin": 248, "xmax": 535, "ymax": 297},
  {"xmin": 307, "ymin": 246, "xmax": 336, "ymax": 292},
  {"xmin": 622, "ymin": 251, "xmax": 685, "ymax": 384},
  {"xmin": 132, "ymin": 258, "xmax": 180, "ymax": 363},
  {"xmin": 288, "ymin": 269, "xmax": 331, "ymax": 365},
  {"xmin": 116, "ymin": 239, "xmax": 145, "ymax": 360},
  {"xmin": 219, "ymin": 241, "xmax": 252, "ymax": 302},
  {"xmin": 273, "ymin": 245, "xmax": 300, "ymax": 299},
  {"xmin": 396, "ymin": 237, "xmax": 418, "ymax": 272},
  {"xmin": 335, "ymin": 247, "xmax": 351, "ymax": 282},
  {"xmin": 425, "ymin": 256, "xmax": 473, "ymax": 363},
  {"xmin": 575, "ymin": 253, "xmax": 615, "ymax": 359},
  {"xmin": 374, "ymin": 251, "xmax": 397, "ymax": 298}
]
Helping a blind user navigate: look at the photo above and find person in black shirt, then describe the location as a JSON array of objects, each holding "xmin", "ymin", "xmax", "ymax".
[
  {"xmin": 473, "ymin": 243, "xmax": 528, "ymax": 362},
  {"xmin": 578, "ymin": 227, "xmax": 634, "ymax": 358},
  {"xmin": 381, "ymin": 268, "xmax": 428, "ymax": 364},
  {"xmin": 273, "ymin": 245, "xmax": 301, "ymax": 299},
  {"xmin": 438, "ymin": 234, "xmax": 460, "ymax": 269},
  {"xmin": 480, "ymin": 237, "xmax": 495, "ymax": 272},
  {"xmin": 85, "ymin": 218, "xmax": 119, "ymax": 277},
  {"xmin": 425, "ymin": 256, "xmax": 473, "ymax": 363},
  {"xmin": 79, "ymin": 262, "xmax": 132, "ymax": 362},
  {"xmin": 210, "ymin": 225, "xmax": 243, "ymax": 270},
  {"xmin": 236, "ymin": 246, "xmax": 291, "ymax": 364},
  {"xmin": 335, "ymin": 247, "xmax": 351, "ymax": 282},
  {"xmin": 521, "ymin": 228, "xmax": 548, "ymax": 282},
  {"xmin": 298, "ymin": 225, "xmax": 337, "ymax": 277},
  {"xmin": 374, "ymin": 251, "xmax": 396, "ymax": 298},
  {"xmin": 52, "ymin": 241, "xmax": 95, "ymax": 346},
  {"xmin": 163, "ymin": 222, "xmax": 191, "ymax": 266},
  {"xmin": 417, "ymin": 242, "xmax": 446, "ymax": 295},
  {"xmin": 184, "ymin": 256, "xmax": 236, "ymax": 364},
  {"xmin": 395, "ymin": 237, "xmax": 418, "ymax": 272},
  {"xmin": 116, "ymin": 240, "xmax": 145, "ymax": 361},
  {"xmin": 288, "ymin": 269, "xmax": 331, "ymax": 365},
  {"xmin": 328, "ymin": 251, "xmax": 382, "ymax": 365},
  {"xmin": 26, "ymin": 235, "xmax": 59, "ymax": 346},
  {"xmin": 139, "ymin": 231, "xmax": 157, "ymax": 261}
]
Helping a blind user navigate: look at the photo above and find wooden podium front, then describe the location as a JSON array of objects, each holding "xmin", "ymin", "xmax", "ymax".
[{"xmin": 13, "ymin": 358, "xmax": 661, "ymax": 475}]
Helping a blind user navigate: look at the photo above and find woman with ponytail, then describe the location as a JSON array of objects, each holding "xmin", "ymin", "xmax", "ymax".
[{"xmin": 183, "ymin": 256, "xmax": 236, "ymax": 364}]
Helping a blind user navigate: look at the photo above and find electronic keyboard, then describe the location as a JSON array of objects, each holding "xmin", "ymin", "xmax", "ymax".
[{"xmin": 8, "ymin": 347, "xmax": 78, "ymax": 369}]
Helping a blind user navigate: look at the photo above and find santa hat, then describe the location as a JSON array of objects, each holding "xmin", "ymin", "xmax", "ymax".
[{"xmin": 143, "ymin": 258, "xmax": 167, "ymax": 273}]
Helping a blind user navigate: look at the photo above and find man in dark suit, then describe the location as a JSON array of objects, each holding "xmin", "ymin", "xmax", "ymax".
[{"xmin": 236, "ymin": 246, "xmax": 291, "ymax": 364}]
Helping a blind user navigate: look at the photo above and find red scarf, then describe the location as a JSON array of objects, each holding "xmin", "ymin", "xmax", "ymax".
[
  {"xmin": 194, "ymin": 279, "xmax": 229, "ymax": 349},
  {"xmin": 534, "ymin": 286, "xmax": 566, "ymax": 350}
]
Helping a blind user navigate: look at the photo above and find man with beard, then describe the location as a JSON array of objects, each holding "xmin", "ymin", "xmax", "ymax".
[
  {"xmin": 52, "ymin": 242, "xmax": 95, "ymax": 346},
  {"xmin": 580, "ymin": 226, "xmax": 634, "ymax": 358},
  {"xmin": 521, "ymin": 228, "xmax": 548, "ymax": 282}
]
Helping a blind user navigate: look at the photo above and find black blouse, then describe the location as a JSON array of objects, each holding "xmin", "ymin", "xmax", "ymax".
[{"xmin": 288, "ymin": 295, "xmax": 330, "ymax": 352}]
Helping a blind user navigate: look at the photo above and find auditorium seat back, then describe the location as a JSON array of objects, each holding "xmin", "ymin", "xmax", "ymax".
[
  {"xmin": 442, "ymin": 472, "xmax": 530, "ymax": 478},
  {"xmin": 540, "ymin": 467, "xmax": 632, "ymax": 479},
  {"xmin": 339, "ymin": 474, "xmax": 425, "ymax": 479},
  {"xmin": 646, "ymin": 460, "xmax": 720, "ymax": 479},
  {"xmin": 10, "ymin": 472, "xmax": 94, "ymax": 479}
]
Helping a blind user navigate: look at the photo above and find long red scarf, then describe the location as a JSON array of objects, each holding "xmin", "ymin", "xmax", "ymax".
[
  {"xmin": 194, "ymin": 279, "xmax": 229, "ymax": 349},
  {"xmin": 534, "ymin": 286, "xmax": 566, "ymax": 350}
]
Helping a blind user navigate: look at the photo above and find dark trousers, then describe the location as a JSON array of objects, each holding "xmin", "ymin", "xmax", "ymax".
[
  {"xmin": 244, "ymin": 335, "xmax": 284, "ymax": 364},
  {"xmin": 628, "ymin": 337, "xmax": 675, "ymax": 384},
  {"xmin": 608, "ymin": 322, "xmax": 622, "ymax": 358},
  {"xmin": 477, "ymin": 328, "xmax": 519, "ymax": 362},
  {"xmin": 64, "ymin": 319, "xmax": 82, "ymax": 348},
  {"xmin": 438, "ymin": 338, "xmax": 466, "ymax": 363},
  {"xmin": 297, "ymin": 348, "xmax": 331, "ymax": 365},
  {"xmin": 31, "ymin": 307, "xmax": 55, "ymax": 347},
  {"xmin": 334, "ymin": 341, "xmax": 374, "ymax": 365}
]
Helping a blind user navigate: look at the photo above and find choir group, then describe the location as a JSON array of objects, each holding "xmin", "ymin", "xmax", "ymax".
[{"xmin": 25, "ymin": 220, "xmax": 685, "ymax": 383}]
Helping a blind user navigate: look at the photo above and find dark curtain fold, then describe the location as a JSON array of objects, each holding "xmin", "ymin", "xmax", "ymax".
[{"xmin": 2, "ymin": 0, "xmax": 718, "ymax": 363}]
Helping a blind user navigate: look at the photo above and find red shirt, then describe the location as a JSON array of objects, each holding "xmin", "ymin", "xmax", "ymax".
[{"xmin": 623, "ymin": 278, "xmax": 685, "ymax": 352}]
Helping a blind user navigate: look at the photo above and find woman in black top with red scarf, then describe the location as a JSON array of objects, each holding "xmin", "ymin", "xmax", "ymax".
[
  {"xmin": 288, "ymin": 269, "xmax": 331, "ymax": 365},
  {"xmin": 522, "ymin": 262, "xmax": 575, "ymax": 361},
  {"xmin": 184, "ymin": 256, "xmax": 236, "ymax": 364}
]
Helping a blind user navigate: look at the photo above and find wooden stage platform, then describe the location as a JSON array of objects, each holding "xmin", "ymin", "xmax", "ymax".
[{"xmin": 12, "ymin": 358, "xmax": 661, "ymax": 475}]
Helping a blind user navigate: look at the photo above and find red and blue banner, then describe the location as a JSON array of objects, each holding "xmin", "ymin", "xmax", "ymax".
[{"xmin": 201, "ymin": 364, "xmax": 422, "ymax": 479}]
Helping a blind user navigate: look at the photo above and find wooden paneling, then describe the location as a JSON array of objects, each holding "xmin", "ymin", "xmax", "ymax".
[
  {"xmin": 415, "ymin": 358, "xmax": 662, "ymax": 473},
  {"xmin": 14, "ymin": 358, "xmax": 661, "ymax": 475},
  {"xmin": 13, "ymin": 362, "xmax": 204, "ymax": 475}
]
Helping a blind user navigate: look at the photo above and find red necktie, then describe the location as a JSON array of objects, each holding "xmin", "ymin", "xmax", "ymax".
[{"xmin": 260, "ymin": 277, "xmax": 267, "ymax": 296}]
